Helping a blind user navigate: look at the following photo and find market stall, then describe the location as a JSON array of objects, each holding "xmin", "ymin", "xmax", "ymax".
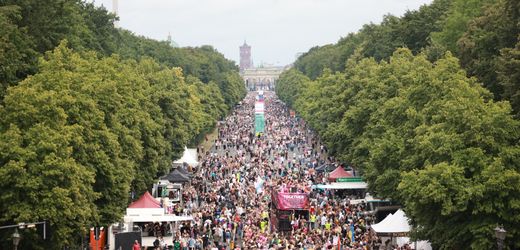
[
  {"xmin": 107, "ymin": 191, "xmax": 194, "ymax": 250},
  {"xmin": 327, "ymin": 166, "xmax": 354, "ymax": 181},
  {"xmin": 371, "ymin": 209, "xmax": 432, "ymax": 250}
]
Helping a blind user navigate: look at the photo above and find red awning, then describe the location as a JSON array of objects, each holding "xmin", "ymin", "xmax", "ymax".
[
  {"xmin": 128, "ymin": 191, "xmax": 161, "ymax": 208},
  {"xmin": 328, "ymin": 166, "xmax": 353, "ymax": 181}
]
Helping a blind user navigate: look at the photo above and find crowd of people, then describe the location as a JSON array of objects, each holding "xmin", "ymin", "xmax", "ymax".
[{"xmin": 164, "ymin": 92, "xmax": 395, "ymax": 250}]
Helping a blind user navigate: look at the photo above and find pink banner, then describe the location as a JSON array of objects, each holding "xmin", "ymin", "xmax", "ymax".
[{"xmin": 274, "ymin": 192, "xmax": 310, "ymax": 210}]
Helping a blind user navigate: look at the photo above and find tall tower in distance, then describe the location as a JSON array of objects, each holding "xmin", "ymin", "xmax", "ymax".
[
  {"xmin": 113, "ymin": 0, "xmax": 119, "ymax": 27},
  {"xmin": 239, "ymin": 41, "xmax": 252, "ymax": 72}
]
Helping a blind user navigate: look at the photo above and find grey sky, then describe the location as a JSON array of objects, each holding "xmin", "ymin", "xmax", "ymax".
[{"xmin": 93, "ymin": 0, "xmax": 433, "ymax": 66}]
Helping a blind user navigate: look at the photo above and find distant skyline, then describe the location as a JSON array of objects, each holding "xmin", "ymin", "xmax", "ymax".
[{"xmin": 93, "ymin": 0, "xmax": 433, "ymax": 66}]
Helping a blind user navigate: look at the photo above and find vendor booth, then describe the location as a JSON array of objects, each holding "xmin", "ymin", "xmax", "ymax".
[
  {"xmin": 270, "ymin": 190, "xmax": 310, "ymax": 231},
  {"xmin": 107, "ymin": 191, "xmax": 193, "ymax": 250},
  {"xmin": 371, "ymin": 209, "xmax": 432, "ymax": 250},
  {"xmin": 327, "ymin": 166, "xmax": 354, "ymax": 181},
  {"xmin": 161, "ymin": 169, "xmax": 190, "ymax": 183}
]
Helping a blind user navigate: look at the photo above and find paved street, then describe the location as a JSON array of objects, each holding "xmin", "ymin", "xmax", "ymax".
[{"xmin": 173, "ymin": 91, "xmax": 378, "ymax": 249}]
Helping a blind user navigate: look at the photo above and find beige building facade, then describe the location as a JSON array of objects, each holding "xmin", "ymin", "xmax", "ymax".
[{"xmin": 241, "ymin": 66, "xmax": 288, "ymax": 91}]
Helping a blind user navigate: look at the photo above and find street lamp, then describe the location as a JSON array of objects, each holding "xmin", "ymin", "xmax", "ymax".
[
  {"xmin": 12, "ymin": 228, "xmax": 21, "ymax": 250},
  {"xmin": 494, "ymin": 226, "xmax": 506, "ymax": 250}
]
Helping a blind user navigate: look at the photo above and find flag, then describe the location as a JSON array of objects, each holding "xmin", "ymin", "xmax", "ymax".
[
  {"xmin": 350, "ymin": 224, "xmax": 355, "ymax": 242},
  {"xmin": 254, "ymin": 176, "xmax": 264, "ymax": 193}
]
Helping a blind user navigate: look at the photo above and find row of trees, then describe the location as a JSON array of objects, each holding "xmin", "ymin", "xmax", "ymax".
[
  {"xmin": 0, "ymin": 0, "xmax": 246, "ymax": 110},
  {"xmin": 277, "ymin": 49, "xmax": 520, "ymax": 249},
  {"xmin": 293, "ymin": 0, "xmax": 520, "ymax": 117},
  {"xmin": 277, "ymin": 0, "xmax": 519, "ymax": 247},
  {"xmin": 0, "ymin": 0, "xmax": 246, "ymax": 248}
]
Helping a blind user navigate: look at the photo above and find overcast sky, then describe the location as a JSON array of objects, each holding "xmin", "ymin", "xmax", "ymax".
[{"xmin": 93, "ymin": 0, "xmax": 433, "ymax": 66}]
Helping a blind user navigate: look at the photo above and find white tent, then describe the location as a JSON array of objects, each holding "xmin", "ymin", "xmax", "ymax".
[
  {"xmin": 371, "ymin": 209, "xmax": 432, "ymax": 250},
  {"xmin": 371, "ymin": 209, "xmax": 410, "ymax": 234},
  {"xmin": 396, "ymin": 237, "xmax": 432, "ymax": 250},
  {"xmin": 173, "ymin": 146, "xmax": 198, "ymax": 166}
]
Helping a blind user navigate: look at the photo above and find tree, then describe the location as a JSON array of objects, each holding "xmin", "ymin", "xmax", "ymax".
[
  {"xmin": 185, "ymin": 76, "xmax": 227, "ymax": 144},
  {"xmin": 497, "ymin": 37, "xmax": 520, "ymax": 117},
  {"xmin": 79, "ymin": 2, "xmax": 119, "ymax": 55},
  {"xmin": 0, "ymin": 45, "xmax": 102, "ymax": 246},
  {"xmin": 457, "ymin": 0, "xmax": 520, "ymax": 99},
  {"xmin": 364, "ymin": 51, "xmax": 520, "ymax": 248},
  {"xmin": 0, "ymin": 5, "xmax": 37, "ymax": 99},
  {"xmin": 430, "ymin": 0, "xmax": 497, "ymax": 54},
  {"xmin": 276, "ymin": 49, "xmax": 520, "ymax": 248},
  {"xmin": 399, "ymin": 0, "xmax": 452, "ymax": 53},
  {"xmin": 275, "ymin": 69, "xmax": 310, "ymax": 107},
  {"xmin": 0, "ymin": 0, "xmax": 91, "ymax": 53},
  {"xmin": 0, "ymin": 39, "xmax": 247, "ymax": 247}
]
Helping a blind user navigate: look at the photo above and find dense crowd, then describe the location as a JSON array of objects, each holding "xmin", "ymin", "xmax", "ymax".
[{"xmin": 166, "ymin": 92, "xmax": 390, "ymax": 250}]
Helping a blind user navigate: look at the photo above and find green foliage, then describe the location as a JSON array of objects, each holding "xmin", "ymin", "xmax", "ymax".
[
  {"xmin": 0, "ymin": 5, "xmax": 37, "ymax": 98},
  {"xmin": 430, "ymin": 0, "xmax": 497, "ymax": 54},
  {"xmin": 294, "ymin": 0, "xmax": 451, "ymax": 79},
  {"xmin": 278, "ymin": 0, "xmax": 520, "ymax": 248},
  {"xmin": 400, "ymin": 0, "xmax": 452, "ymax": 53},
  {"xmin": 0, "ymin": 0, "xmax": 89, "ymax": 53},
  {"xmin": 497, "ymin": 37, "xmax": 520, "ymax": 117},
  {"xmin": 276, "ymin": 49, "xmax": 520, "ymax": 248},
  {"xmin": 113, "ymin": 31, "xmax": 245, "ymax": 105},
  {"xmin": 294, "ymin": 44, "xmax": 347, "ymax": 79},
  {"xmin": 0, "ymin": 0, "xmax": 245, "ymax": 248},
  {"xmin": 457, "ymin": 0, "xmax": 520, "ymax": 99},
  {"xmin": 293, "ymin": 0, "xmax": 520, "ymax": 112},
  {"xmin": 0, "ymin": 33, "xmax": 242, "ymax": 250},
  {"xmin": 275, "ymin": 69, "xmax": 311, "ymax": 107},
  {"xmin": 185, "ymin": 76, "xmax": 228, "ymax": 145},
  {"xmin": 79, "ymin": 2, "xmax": 119, "ymax": 55},
  {"xmin": 0, "ymin": 0, "xmax": 244, "ymax": 105}
]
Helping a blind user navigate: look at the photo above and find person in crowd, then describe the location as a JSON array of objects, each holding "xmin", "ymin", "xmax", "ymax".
[
  {"xmin": 133, "ymin": 240, "xmax": 141, "ymax": 250},
  {"xmin": 163, "ymin": 92, "xmax": 379, "ymax": 249}
]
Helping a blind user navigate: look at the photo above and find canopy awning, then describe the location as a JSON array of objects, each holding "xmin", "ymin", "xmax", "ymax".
[
  {"xmin": 160, "ymin": 169, "xmax": 190, "ymax": 183},
  {"xmin": 371, "ymin": 209, "xmax": 410, "ymax": 236},
  {"xmin": 327, "ymin": 166, "xmax": 353, "ymax": 181},
  {"xmin": 175, "ymin": 167, "xmax": 193, "ymax": 177},
  {"xmin": 314, "ymin": 182, "xmax": 367, "ymax": 190},
  {"xmin": 124, "ymin": 215, "xmax": 193, "ymax": 223},
  {"xmin": 128, "ymin": 191, "xmax": 161, "ymax": 208}
]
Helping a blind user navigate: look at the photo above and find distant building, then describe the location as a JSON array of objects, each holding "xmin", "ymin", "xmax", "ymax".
[
  {"xmin": 239, "ymin": 41, "xmax": 289, "ymax": 91},
  {"xmin": 167, "ymin": 33, "xmax": 179, "ymax": 48},
  {"xmin": 242, "ymin": 66, "xmax": 287, "ymax": 91},
  {"xmin": 112, "ymin": 0, "xmax": 119, "ymax": 27},
  {"xmin": 240, "ymin": 41, "xmax": 252, "ymax": 72}
]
